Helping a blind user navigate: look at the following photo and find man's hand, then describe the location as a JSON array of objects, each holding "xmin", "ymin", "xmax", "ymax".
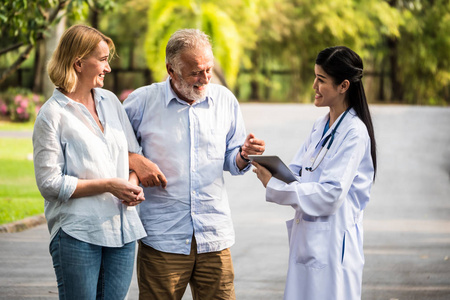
[
  {"xmin": 129, "ymin": 153, "xmax": 168, "ymax": 188},
  {"xmin": 241, "ymin": 133, "xmax": 265, "ymax": 158},
  {"xmin": 236, "ymin": 133, "xmax": 265, "ymax": 170}
]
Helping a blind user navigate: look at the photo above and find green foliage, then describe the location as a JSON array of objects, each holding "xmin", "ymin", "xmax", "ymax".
[
  {"xmin": 144, "ymin": 0, "xmax": 258, "ymax": 88},
  {"xmin": 0, "ymin": 0, "xmax": 83, "ymax": 48},
  {"xmin": 395, "ymin": 0, "xmax": 450, "ymax": 104},
  {"xmin": 0, "ymin": 138, "xmax": 43, "ymax": 225},
  {"xmin": 1, "ymin": 0, "xmax": 448, "ymax": 104},
  {"xmin": 0, "ymin": 0, "xmax": 116, "ymax": 85},
  {"xmin": 99, "ymin": 0, "xmax": 149, "ymax": 70},
  {"xmin": 244, "ymin": 0, "xmax": 403, "ymax": 102}
]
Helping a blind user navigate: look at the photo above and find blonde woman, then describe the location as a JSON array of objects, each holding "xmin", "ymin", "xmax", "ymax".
[{"xmin": 33, "ymin": 24, "xmax": 146, "ymax": 299}]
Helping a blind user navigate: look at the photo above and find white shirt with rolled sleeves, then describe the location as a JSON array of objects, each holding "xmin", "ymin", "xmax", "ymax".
[
  {"xmin": 123, "ymin": 77, "xmax": 250, "ymax": 255},
  {"xmin": 33, "ymin": 88, "xmax": 146, "ymax": 247},
  {"xmin": 265, "ymin": 108, "xmax": 374, "ymax": 300}
]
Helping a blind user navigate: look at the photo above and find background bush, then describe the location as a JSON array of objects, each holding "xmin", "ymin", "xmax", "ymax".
[{"xmin": 0, "ymin": 88, "xmax": 44, "ymax": 122}]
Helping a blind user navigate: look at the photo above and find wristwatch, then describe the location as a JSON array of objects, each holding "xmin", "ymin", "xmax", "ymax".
[{"xmin": 239, "ymin": 146, "xmax": 250, "ymax": 163}]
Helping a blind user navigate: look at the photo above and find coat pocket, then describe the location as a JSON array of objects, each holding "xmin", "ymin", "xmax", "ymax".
[{"xmin": 295, "ymin": 218, "xmax": 331, "ymax": 269}]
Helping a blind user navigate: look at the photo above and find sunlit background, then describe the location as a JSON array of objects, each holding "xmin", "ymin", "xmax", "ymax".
[{"xmin": 1, "ymin": 0, "xmax": 449, "ymax": 109}]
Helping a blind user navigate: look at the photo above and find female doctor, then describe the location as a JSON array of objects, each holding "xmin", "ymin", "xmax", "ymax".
[{"xmin": 252, "ymin": 46, "xmax": 377, "ymax": 300}]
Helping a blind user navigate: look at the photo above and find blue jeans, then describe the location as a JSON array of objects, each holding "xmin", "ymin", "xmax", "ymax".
[{"xmin": 49, "ymin": 229, "xmax": 136, "ymax": 300}]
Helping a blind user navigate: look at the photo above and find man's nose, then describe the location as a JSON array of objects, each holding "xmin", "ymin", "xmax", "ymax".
[{"xmin": 199, "ymin": 71, "xmax": 210, "ymax": 84}]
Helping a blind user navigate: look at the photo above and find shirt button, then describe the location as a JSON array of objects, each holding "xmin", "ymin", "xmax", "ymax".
[
  {"xmin": 296, "ymin": 219, "xmax": 300, "ymax": 224},
  {"xmin": 186, "ymin": 239, "xmax": 190, "ymax": 244}
]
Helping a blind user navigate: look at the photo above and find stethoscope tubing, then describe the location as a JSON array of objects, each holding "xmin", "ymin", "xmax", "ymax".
[{"xmin": 305, "ymin": 108, "xmax": 351, "ymax": 172}]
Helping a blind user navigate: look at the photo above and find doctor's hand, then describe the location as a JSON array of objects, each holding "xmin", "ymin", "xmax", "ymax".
[
  {"xmin": 129, "ymin": 152, "xmax": 168, "ymax": 189},
  {"xmin": 252, "ymin": 161, "xmax": 272, "ymax": 188}
]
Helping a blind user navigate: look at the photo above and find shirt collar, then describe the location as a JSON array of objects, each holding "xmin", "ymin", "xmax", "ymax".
[
  {"xmin": 164, "ymin": 76, "xmax": 214, "ymax": 107},
  {"xmin": 52, "ymin": 88, "xmax": 105, "ymax": 107}
]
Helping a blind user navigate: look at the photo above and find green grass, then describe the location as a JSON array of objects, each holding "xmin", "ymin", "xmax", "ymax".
[
  {"xmin": 0, "ymin": 119, "xmax": 35, "ymax": 131},
  {"xmin": 0, "ymin": 138, "xmax": 43, "ymax": 225}
]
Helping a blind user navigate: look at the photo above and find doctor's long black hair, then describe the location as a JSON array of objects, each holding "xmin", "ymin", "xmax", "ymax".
[{"xmin": 316, "ymin": 46, "xmax": 377, "ymax": 180}]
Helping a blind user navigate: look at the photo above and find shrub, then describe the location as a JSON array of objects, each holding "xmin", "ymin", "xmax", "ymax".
[
  {"xmin": 119, "ymin": 89, "xmax": 134, "ymax": 102},
  {"xmin": 0, "ymin": 88, "xmax": 44, "ymax": 122}
]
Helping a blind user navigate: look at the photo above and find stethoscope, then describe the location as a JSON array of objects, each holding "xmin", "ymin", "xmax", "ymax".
[{"xmin": 304, "ymin": 108, "xmax": 351, "ymax": 172}]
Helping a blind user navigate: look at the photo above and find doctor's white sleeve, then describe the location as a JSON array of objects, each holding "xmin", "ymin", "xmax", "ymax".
[{"xmin": 265, "ymin": 129, "xmax": 370, "ymax": 217}]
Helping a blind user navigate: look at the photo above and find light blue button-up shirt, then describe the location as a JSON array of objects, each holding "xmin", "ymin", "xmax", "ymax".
[
  {"xmin": 123, "ymin": 78, "xmax": 250, "ymax": 254},
  {"xmin": 33, "ymin": 88, "xmax": 147, "ymax": 247}
]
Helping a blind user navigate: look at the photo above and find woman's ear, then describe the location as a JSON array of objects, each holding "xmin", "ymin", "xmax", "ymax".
[
  {"xmin": 339, "ymin": 79, "xmax": 350, "ymax": 94},
  {"xmin": 74, "ymin": 59, "xmax": 82, "ymax": 72}
]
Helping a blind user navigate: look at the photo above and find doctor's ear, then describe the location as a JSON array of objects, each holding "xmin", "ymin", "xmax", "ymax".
[{"xmin": 339, "ymin": 80, "xmax": 350, "ymax": 94}]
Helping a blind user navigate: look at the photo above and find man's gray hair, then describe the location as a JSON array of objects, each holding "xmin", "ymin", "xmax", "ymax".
[{"xmin": 166, "ymin": 29, "xmax": 213, "ymax": 71}]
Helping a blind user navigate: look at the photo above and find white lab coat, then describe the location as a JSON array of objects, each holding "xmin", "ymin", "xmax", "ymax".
[{"xmin": 266, "ymin": 108, "xmax": 374, "ymax": 300}]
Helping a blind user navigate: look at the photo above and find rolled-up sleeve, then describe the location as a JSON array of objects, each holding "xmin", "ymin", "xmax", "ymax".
[{"xmin": 33, "ymin": 113, "xmax": 77, "ymax": 202}]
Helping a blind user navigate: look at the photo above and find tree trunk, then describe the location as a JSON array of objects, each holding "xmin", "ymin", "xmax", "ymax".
[
  {"xmin": 387, "ymin": 36, "xmax": 404, "ymax": 102},
  {"xmin": 43, "ymin": 14, "xmax": 66, "ymax": 99},
  {"xmin": 90, "ymin": 8, "xmax": 99, "ymax": 29},
  {"xmin": 387, "ymin": 0, "xmax": 404, "ymax": 102},
  {"xmin": 33, "ymin": 41, "xmax": 46, "ymax": 94},
  {"xmin": 249, "ymin": 50, "xmax": 260, "ymax": 101},
  {"xmin": 378, "ymin": 57, "xmax": 385, "ymax": 102}
]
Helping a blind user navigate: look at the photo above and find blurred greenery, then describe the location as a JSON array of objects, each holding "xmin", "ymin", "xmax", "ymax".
[
  {"xmin": 1, "ymin": 0, "xmax": 449, "ymax": 105},
  {"xmin": 0, "ymin": 138, "xmax": 43, "ymax": 225}
]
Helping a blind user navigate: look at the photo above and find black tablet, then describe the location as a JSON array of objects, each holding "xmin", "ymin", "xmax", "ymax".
[{"xmin": 248, "ymin": 155, "xmax": 299, "ymax": 183}]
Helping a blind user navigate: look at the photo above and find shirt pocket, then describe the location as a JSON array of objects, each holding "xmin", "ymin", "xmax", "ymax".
[
  {"xmin": 295, "ymin": 217, "xmax": 331, "ymax": 269},
  {"xmin": 207, "ymin": 129, "xmax": 226, "ymax": 160}
]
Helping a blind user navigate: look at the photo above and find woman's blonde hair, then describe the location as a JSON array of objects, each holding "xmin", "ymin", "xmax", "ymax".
[{"xmin": 47, "ymin": 24, "xmax": 115, "ymax": 93}]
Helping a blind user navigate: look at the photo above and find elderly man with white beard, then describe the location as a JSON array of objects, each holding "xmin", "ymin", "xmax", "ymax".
[{"xmin": 124, "ymin": 28, "xmax": 265, "ymax": 300}]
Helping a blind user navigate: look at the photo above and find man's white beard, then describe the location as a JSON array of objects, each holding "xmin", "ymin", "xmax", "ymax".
[{"xmin": 173, "ymin": 75, "xmax": 208, "ymax": 102}]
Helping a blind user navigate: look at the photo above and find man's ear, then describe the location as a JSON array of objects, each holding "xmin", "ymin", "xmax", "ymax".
[
  {"xmin": 166, "ymin": 64, "xmax": 174, "ymax": 77},
  {"xmin": 339, "ymin": 79, "xmax": 350, "ymax": 94}
]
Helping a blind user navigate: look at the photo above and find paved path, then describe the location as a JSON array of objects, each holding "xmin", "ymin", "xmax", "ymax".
[
  {"xmin": 0, "ymin": 131, "xmax": 32, "ymax": 138},
  {"xmin": 1, "ymin": 103, "xmax": 449, "ymax": 299}
]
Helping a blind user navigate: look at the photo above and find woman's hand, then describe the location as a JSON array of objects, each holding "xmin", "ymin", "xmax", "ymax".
[
  {"xmin": 252, "ymin": 161, "xmax": 272, "ymax": 188},
  {"xmin": 108, "ymin": 178, "xmax": 145, "ymax": 206},
  {"xmin": 72, "ymin": 177, "xmax": 144, "ymax": 206}
]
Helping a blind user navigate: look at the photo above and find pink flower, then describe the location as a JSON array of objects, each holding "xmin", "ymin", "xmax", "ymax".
[
  {"xmin": 14, "ymin": 95, "xmax": 23, "ymax": 104},
  {"xmin": 35, "ymin": 105, "xmax": 42, "ymax": 115},
  {"xmin": 119, "ymin": 89, "xmax": 134, "ymax": 101},
  {"xmin": 0, "ymin": 103, "xmax": 7, "ymax": 115},
  {"xmin": 32, "ymin": 94, "xmax": 40, "ymax": 103},
  {"xmin": 20, "ymin": 99, "xmax": 29, "ymax": 108},
  {"xmin": 16, "ymin": 107, "xmax": 24, "ymax": 114}
]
